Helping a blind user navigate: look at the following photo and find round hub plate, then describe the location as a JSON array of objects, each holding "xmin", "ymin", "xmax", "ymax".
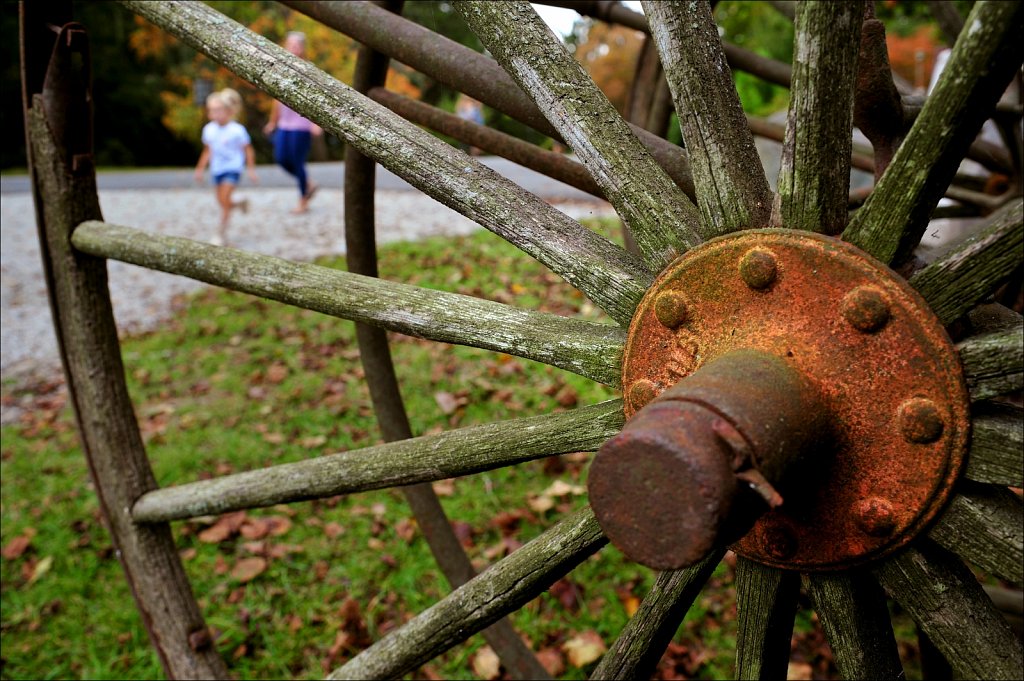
[{"xmin": 621, "ymin": 230, "xmax": 969, "ymax": 571}]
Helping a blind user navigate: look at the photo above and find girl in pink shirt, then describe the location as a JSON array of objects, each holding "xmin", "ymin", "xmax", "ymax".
[{"xmin": 263, "ymin": 32, "xmax": 323, "ymax": 214}]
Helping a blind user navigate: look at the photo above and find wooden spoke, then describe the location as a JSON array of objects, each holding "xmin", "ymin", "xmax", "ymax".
[
  {"xmin": 928, "ymin": 483, "xmax": 1023, "ymax": 586},
  {"xmin": 331, "ymin": 507, "xmax": 607, "ymax": 679},
  {"xmin": 803, "ymin": 571, "xmax": 904, "ymax": 680},
  {"xmin": 643, "ymin": 0, "xmax": 773, "ymax": 238},
  {"xmin": 120, "ymin": 0, "xmax": 651, "ymax": 325},
  {"xmin": 965, "ymin": 403, "xmax": 1024, "ymax": 487},
  {"xmin": 71, "ymin": 222, "xmax": 625, "ymax": 386},
  {"xmin": 910, "ymin": 200, "xmax": 1024, "ymax": 325},
  {"xmin": 957, "ymin": 325, "xmax": 1024, "ymax": 402},
  {"xmin": 455, "ymin": 1, "xmax": 702, "ymax": 269},
  {"xmin": 734, "ymin": 558, "xmax": 800, "ymax": 680},
  {"xmin": 132, "ymin": 400, "xmax": 623, "ymax": 522},
  {"xmin": 874, "ymin": 541, "xmax": 1023, "ymax": 680},
  {"xmin": 843, "ymin": 0, "xmax": 1024, "ymax": 266},
  {"xmin": 592, "ymin": 550, "xmax": 724, "ymax": 680},
  {"xmin": 771, "ymin": 1, "xmax": 863, "ymax": 235}
]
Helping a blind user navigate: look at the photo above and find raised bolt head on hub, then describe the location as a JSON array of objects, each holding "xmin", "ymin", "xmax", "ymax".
[
  {"xmin": 898, "ymin": 398, "xmax": 944, "ymax": 443},
  {"xmin": 855, "ymin": 497, "xmax": 897, "ymax": 536},
  {"xmin": 654, "ymin": 291, "xmax": 690, "ymax": 329},
  {"xmin": 842, "ymin": 286, "xmax": 890, "ymax": 332},
  {"xmin": 627, "ymin": 379, "xmax": 658, "ymax": 412},
  {"xmin": 739, "ymin": 248, "xmax": 778, "ymax": 290}
]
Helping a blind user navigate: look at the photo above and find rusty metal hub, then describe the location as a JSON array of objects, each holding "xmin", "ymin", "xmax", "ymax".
[{"xmin": 589, "ymin": 230, "xmax": 970, "ymax": 571}]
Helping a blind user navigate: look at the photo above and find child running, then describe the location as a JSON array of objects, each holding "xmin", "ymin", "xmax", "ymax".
[{"xmin": 194, "ymin": 88, "xmax": 258, "ymax": 245}]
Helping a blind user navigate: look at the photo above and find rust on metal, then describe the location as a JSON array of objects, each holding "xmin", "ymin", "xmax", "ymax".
[
  {"xmin": 590, "ymin": 349, "xmax": 828, "ymax": 570},
  {"xmin": 738, "ymin": 247, "xmax": 778, "ymax": 289},
  {"xmin": 599, "ymin": 230, "xmax": 970, "ymax": 571},
  {"xmin": 842, "ymin": 285, "xmax": 891, "ymax": 332}
]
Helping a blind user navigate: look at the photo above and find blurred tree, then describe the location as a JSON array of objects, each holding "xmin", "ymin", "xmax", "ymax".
[
  {"xmin": 2, "ymin": 1, "xmax": 198, "ymax": 169},
  {"xmin": 573, "ymin": 21, "xmax": 646, "ymax": 115},
  {"xmin": 714, "ymin": 1, "xmax": 793, "ymax": 116}
]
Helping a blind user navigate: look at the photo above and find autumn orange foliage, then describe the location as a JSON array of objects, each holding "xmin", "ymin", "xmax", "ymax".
[
  {"xmin": 573, "ymin": 22, "xmax": 646, "ymax": 115},
  {"xmin": 886, "ymin": 24, "xmax": 941, "ymax": 92}
]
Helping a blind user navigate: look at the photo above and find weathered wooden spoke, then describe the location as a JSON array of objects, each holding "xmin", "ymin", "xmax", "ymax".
[
  {"xmin": 333, "ymin": 508, "xmax": 607, "ymax": 679},
  {"xmin": 958, "ymin": 325, "xmax": 1024, "ymax": 402},
  {"xmin": 771, "ymin": 0, "xmax": 863, "ymax": 234},
  {"xmin": 132, "ymin": 400, "xmax": 623, "ymax": 522},
  {"xmin": 844, "ymin": 0, "xmax": 1024, "ymax": 265},
  {"xmin": 644, "ymin": 0, "xmax": 773, "ymax": 237},
  {"xmin": 71, "ymin": 221, "xmax": 624, "ymax": 385},
  {"xmin": 965, "ymin": 403, "xmax": 1024, "ymax": 487},
  {"xmin": 121, "ymin": 0, "xmax": 651, "ymax": 325},
  {"xmin": 910, "ymin": 200, "xmax": 1024, "ymax": 325},
  {"xmin": 591, "ymin": 550, "xmax": 724, "ymax": 680},
  {"xmin": 733, "ymin": 558, "xmax": 799, "ymax": 680},
  {"xmin": 928, "ymin": 483, "xmax": 1023, "ymax": 586},
  {"xmin": 456, "ymin": 1, "xmax": 701, "ymax": 269},
  {"xmin": 803, "ymin": 571, "xmax": 904, "ymax": 680},
  {"xmin": 875, "ymin": 541, "xmax": 1024, "ymax": 679}
]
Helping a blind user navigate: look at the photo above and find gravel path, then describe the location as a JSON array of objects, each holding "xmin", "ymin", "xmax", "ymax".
[{"xmin": 1, "ymin": 183, "xmax": 613, "ymax": 413}]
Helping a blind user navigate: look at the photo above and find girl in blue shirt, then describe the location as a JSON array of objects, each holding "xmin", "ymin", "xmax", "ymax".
[{"xmin": 194, "ymin": 88, "xmax": 258, "ymax": 245}]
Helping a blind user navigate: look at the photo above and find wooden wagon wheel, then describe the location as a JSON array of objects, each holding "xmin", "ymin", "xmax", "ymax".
[{"xmin": 21, "ymin": 0, "xmax": 1022, "ymax": 678}]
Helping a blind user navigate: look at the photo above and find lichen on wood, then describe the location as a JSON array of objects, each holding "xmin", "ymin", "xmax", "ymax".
[
  {"xmin": 802, "ymin": 571, "xmax": 904, "ymax": 679},
  {"xmin": 910, "ymin": 199, "xmax": 1024, "ymax": 325},
  {"xmin": 965, "ymin": 403, "xmax": 1023, "ymax": 487},
  {"xmin": 644, "ymin": 0, "xmax": 773, "ymax": 238},
  {"xmin": 874, "ymin": 541, "xmax": 1023, "ymax": 679},
  {"xmin": 455, "ymin": 0, "xmax": 702, "ymax": 270},
  {"xmin": 592, "ymin": 550, "xmax": 723, "ymax": 679},
  {"xmin": 957, "ymin": 325, "xmax": 1024, "ymax": 402},
  {"xmin": 133, "ymin": 400, "xmax": 623, "ymax": 522},
  {"xmin": 928, "ymin": 483, "xmax": 1023, "ymax": 586},
  {"xmin": 772, "ymin": 0, "xmax": 864, "ymax": 235},
  {"xmin": 734, "ymin": 558, "xmax": 799, "ymax": 680},
  {"xmin": 71, "ymin": 221, "xmax": 625, "ymax": 386}
]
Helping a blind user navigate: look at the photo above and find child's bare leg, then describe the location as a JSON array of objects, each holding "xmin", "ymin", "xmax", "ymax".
[{"xmin": 217, "ymin": 183, "xmax": 235, "ymax": 241}]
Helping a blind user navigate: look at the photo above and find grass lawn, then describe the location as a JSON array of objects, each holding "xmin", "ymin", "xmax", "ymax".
[{"xmin": 2, "ymin": 220, "xmax": 917, "ymax": 679}]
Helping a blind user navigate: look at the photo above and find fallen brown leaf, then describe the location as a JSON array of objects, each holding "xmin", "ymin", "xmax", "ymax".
[
  {"xmin": 563, "ymin": 630, "xmax": 606, "ymax": 668},
  {"xmin": 3, "ymin": 533, "xmax": 33, "ymax": 560},
  {"xmin": 471, "ymin": 646, "xmax": 501, "ymax": 680},
  {"xmin": 536, "ymin": 647, "xmax": 566, "ymax": 677},
  {"xmin": 432, "ymin": 479, "xmax": 456, "ymax": 497},
  {"xmin": 231, "ymin": 556, "xmax": 267, "ymax": 583}
]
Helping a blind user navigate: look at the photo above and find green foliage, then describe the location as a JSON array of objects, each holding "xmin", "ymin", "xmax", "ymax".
[
  {"xmin": 402, "ymin": 2, "xmax": 484, "ymax": 107},
  {"xmin": 715, "ymin": 1, "xmax": 793, "ymax": 116}
]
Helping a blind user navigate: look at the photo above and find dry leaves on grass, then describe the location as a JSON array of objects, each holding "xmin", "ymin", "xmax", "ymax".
[{"xmin": 528, "ymin": 479, "xmax": 587, "ymax": 514}]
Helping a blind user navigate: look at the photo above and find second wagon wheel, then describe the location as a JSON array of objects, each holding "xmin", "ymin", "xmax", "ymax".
[{"xmin": 48, "ymin": 0, "xmax": 1022, "ymax": 678}]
